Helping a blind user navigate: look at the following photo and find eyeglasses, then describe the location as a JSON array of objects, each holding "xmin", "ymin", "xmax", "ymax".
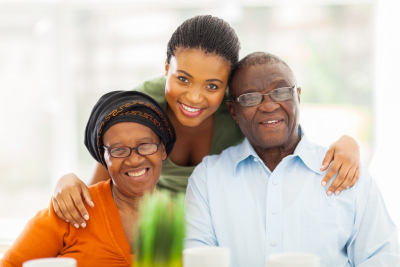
[
  {"xmin": 103, "ymin": 143, "xmax": 161, "ymax": 158},
  {"xmin": 231, "ymin": 85, "xmax": 296, "ymax": 107}
]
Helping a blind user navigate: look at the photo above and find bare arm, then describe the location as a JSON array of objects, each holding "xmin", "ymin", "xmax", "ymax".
[
  {"xmin": 88, "ymin": 162, "xmax": 111, "ymax": 185},
  {"xmin": 320, "ymin": 135, "xmax": 360, "ymax": 195},
  {"xmin": 52, "ymin": 163, "xmax": 110, "ymax": 228}
]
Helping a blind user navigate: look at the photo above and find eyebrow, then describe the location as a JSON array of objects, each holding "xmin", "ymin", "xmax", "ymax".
[
  {"xmin": 177, "ymin": 70, "xmax": 224, "ymax": 84},
  {"xmin": 108, "ymin": 137, "xmax": 156, "ymax": 147},
  {"xmin": 239, "ymin": 79, "xmax": 291, "ymax": 95}
]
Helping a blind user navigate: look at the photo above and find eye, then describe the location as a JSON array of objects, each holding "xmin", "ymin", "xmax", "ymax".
[
  {"xmin": 177, "ymin": 76, "xmax": 189, "ymax": 83},
  {"xmin": 206, "ymin": 83, "xmax": 219, "ymax": 90}
]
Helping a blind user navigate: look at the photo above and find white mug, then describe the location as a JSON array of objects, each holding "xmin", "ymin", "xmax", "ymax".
[
  {"xmin": 183, "ymin": 246, "xmax": 230, "ymax": 267},
  {"xmin": 23, "ymin": 258, "xmax": 77, "ymax": 267},
  {"xmin": 266, "ymin": 253, "xmax": 320, "ymax": 267}
]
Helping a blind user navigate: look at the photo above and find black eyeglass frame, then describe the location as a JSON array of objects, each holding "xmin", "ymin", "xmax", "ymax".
[
  {"xmin": 230, "ymin": 85, "xmax": 297, "ymax": 107},
  {"xmin": 103, "ymin": 143, "xmax": 161, "ymax": 158}
]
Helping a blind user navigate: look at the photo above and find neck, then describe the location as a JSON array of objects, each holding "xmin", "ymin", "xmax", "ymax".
[
  {"xmin": 112, "ymin": 183, "xmax": 143, "ymax": 213},
  {"xmin": 253, "ymin": 132, "xmax": 301, "ymax": 172}
]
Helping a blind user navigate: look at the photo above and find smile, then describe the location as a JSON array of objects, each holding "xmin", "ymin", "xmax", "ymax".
[
  {"xmin": 126, "ymin": 169, "xmax": 147, "ymax": 177},
  {"xmin": 260, "ymin": 119, "xmax": 284, "ymax": 128},
  {"xmin": 178, "ymin": 102, "xmax": 205, "ymax": 117},
  {"xmin": 262, "ymin": 120, "xmax": 280, "ymax": 124},
  {"xmin": 124, "ymin": 168, "xmax": 149, "ymax": 181}
]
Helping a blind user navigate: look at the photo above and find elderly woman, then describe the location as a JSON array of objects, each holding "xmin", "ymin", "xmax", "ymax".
[{"xmin": 1, "ymin": 91, "xmax": 176, "ymax": 267}]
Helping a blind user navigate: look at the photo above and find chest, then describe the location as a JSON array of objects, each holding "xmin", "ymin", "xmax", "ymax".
[
  {"xmin": 207, "ymin": 161, "xmax": 355, "ymax": 267},
  {"xmin": 169, "ymin": 122, "xmax": 214, "ymax": 167}
]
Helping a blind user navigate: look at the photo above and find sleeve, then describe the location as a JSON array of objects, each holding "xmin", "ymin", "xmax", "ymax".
[
  {"xmin": 346, "ymin": 166, "xmax": 400, "ymax": 267},
  {"xmin": 1, "ymin": 200, "xmax": 69, "ymax": 267},
  {"xmin": 184, "ymin": 158, "xmax": 218, "ymax": 248}
]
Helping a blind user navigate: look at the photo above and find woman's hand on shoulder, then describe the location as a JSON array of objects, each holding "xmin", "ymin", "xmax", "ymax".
[
  {"xmin": 320, "ymin": 135, "xmax": 360, "ymax": 196},
  {"xmin": 52, "ymin": 173, "xmax": 94, "ymax": 228}
]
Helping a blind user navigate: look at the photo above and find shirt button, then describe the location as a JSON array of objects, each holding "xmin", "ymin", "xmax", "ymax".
[
  {"xmin": 271, "ymin": 210, "xmax": 278, "ymax": 215},
  {"xmin": 288, "ymin": 168, "xmax": 293, "ymax": 173},
  {"xmin": 272, "ymin": 180, "xmax": 278, "ymax": 185},
  {"xmin": 271, "ymin": 241, "xmax": 277, "ymax": 246},
  {"xmin": 254, "ymin": 158, "xmax": 259, "ymax": 162}
]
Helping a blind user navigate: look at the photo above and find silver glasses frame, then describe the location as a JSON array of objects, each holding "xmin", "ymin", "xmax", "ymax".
[{"xmin": 232, "ymin": 85, "xmax": 297, "ymax": 107}]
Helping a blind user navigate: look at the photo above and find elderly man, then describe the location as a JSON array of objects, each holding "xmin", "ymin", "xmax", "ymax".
[{"xmin": 184, "ymin": 52, "xmax": 399, "ymax": 267}]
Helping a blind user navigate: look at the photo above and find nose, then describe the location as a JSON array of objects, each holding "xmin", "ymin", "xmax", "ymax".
[
  {"xmin": 185, "ymin": 86, "xmax": 204, "ymax": 104},
  {"xmin": 125, "ymin": 150, "xmax": 145, "ymax": 166},
  {"xmin": 258, "ymin": 95, "xmax": 280, "ymax": 112}
]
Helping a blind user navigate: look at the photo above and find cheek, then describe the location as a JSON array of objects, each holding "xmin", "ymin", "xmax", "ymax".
[
  {"xmin": 104, "ymin": 154, "xmax": 122, "ymax": 174},
  {"xmin": 205, "ymin": 91, "xmax": 226, "ymax": 110}
]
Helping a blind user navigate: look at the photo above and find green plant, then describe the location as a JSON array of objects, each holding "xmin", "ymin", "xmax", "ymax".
[{"xmin": 134, "ymin": 192, "xmax": 185, "ymax": 267}]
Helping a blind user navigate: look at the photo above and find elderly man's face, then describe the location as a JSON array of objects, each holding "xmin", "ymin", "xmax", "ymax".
[{"xmin": 227, "ymin": 62, "xmax": 301, "ymax": 151}]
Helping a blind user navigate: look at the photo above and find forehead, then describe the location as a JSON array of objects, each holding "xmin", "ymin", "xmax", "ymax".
[
  {"xmin": 103, "ymin": 122, "xmax": 158, "ymax": 144},
  {"xmin": 171, "ymin": 49, "xmax": 231, "ymax": 77},
  {"xmin": 232, "ymin": 62, "xmax": 294, "ymax": 94}
]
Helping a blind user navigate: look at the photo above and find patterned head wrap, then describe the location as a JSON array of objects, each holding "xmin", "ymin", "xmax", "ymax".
[{"xmin": 84, "ymin": 91, "xmax": 176, "ymax": 168}]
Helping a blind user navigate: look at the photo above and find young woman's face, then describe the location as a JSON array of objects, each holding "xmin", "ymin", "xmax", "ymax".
[{"xmin": 165, "ymin": 49, "xmax": 231, "ymax": 127}]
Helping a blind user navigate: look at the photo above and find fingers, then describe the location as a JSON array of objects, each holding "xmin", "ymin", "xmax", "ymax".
[
  {"xmin": 348, "ymin": 168, "xmax": 359, "ymax": 188},
  {"xmin": 331, "ymin": 167, "xmax": 356, "ymax": 195},
  {"xmin": 320, "ymin": 147, "xmax": 335, "ymax": 171},
  {"xmin": 82, "ymin": 186, "xmax": 95, "ymax": 208},
  {"xmin": 70, "ymin": 189, "xmax": 91, "ymax": 221},
  {"xmin": 326, "ymin": 163, "xmax": 350, "ymax": 196},
  {"xmin": 58, "ymin": 198, "xmax": 81, "ymax": 228},
  {"xmin": 62, "ymin": 196, "xmax": 87, "ymax": 229},
  {"xmin": 53, "ymin": 199, "xmax": 68, "ymax": 222},
  {"xmin": 321, "ymin": 161, "xmax": 342, "ymax": 188}
]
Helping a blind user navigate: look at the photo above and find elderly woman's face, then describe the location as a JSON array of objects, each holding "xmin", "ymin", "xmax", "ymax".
[{"xmin": 102, "ymin": 122, "xmax": 166, "ymax": 197}]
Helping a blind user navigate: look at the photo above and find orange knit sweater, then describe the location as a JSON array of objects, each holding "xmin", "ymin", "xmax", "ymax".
[{"xmin": 1, "ymin": 180, "xmax": 133, "ymax": 267}]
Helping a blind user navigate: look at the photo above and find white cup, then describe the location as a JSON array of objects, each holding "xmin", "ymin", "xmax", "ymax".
[
  {"xmin": 183, "ymin": 246, "xmax": 230, "ymax": 267},
  {"xmin": 23, "ymin": 258, "xmax": 77, "ymax": 267},
  {"xmin": 266, "ymin": 253, "xmax": 320, "ymax": 267}
]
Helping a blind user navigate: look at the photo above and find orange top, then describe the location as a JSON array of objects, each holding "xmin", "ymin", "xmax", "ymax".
[{"xmin": 1, "ymin": 180, "xmax": 133, "ymax": 267}]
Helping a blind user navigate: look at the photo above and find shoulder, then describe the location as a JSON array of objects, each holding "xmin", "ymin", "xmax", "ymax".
[
  {"xmin": 88, "ymin": 180, "xmax": 112, "ymax": 204},
  {"xmin": 132, "ymin": 76, "xmax": 166, "ymax": 109},
  {"xmin": 192, "ymin": 141, "xmax": 243, "ymax": 178}
]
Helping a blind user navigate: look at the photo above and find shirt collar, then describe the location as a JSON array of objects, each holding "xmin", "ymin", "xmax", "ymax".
[
  {"xmin": 233, "ymin": 126, "xmax": 322, "ymax": 176},
  {"xmin": 233, "ymin": 138, "xmax": 260, "ymax": 176},
  {"xmin": 293, "ymin": 127, "xmax": 323, "ymax": 175}
]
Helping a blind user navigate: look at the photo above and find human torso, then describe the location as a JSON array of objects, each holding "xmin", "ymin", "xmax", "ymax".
[
  {"xmin": 186, "ymin": 136, "xmax": 357, "ymax": 267},
  {"xmin": 61, "ymin": 180, "xmax": 133, "ymax": 266}
]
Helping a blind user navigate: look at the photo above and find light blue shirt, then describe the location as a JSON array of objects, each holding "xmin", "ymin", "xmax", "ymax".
[{"xmin": 185, "ymin": 130, "xmax": 399, "ymax": 267}]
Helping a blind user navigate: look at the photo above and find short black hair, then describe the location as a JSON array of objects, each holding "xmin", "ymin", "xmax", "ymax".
[
  {"xmin": 166, "ymin": 15, "xmax": 240, "ymax": 68},
  {"xmin": 228, "ymin": 52, "xmax": 295, "ymax": 95}
]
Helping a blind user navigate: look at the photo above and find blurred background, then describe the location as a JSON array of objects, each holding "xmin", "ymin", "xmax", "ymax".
[{"xmin": 1, "ymin": 0, "xmax": 400, "ymax": 249}]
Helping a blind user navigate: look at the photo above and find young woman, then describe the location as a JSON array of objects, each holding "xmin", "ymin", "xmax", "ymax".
[{"xmin": 52, "ymin": 15, "xmax": 360, "ymax": 229}]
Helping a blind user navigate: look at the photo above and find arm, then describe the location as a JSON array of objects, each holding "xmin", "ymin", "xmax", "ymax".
[
  {"xmin": 321, "ymin": 135, "xmax": 360, "ymax": 195},
  {"xmin": 184, "ymin": 160, "xmax": 218, "ymax": 248},
  {"xmin": 51, "ymin": 163, "xmax": 109, "ymax": 228},
  {"xmin": 347, "ymin": 167, "xmax": 400, "ymax": 266},
  {"xmin": 1, "ymin": 201, "xmax": 68, "ymax": 267}
]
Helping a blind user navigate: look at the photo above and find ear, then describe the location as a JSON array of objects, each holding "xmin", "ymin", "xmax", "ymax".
[
  {"xmin": 226, "ymin": 100, "xmax": 239, "ymax": 124},
  {"xmin": 297, "ymin": 86, "xmax": 301, "ymax": 104},
  {"xmin": 161, "ymin": 142, "xmax": 167, "ymax": 161},
  {"xmin": 165, "ymin": 60, "xmax": 169, "ymax": 77}
]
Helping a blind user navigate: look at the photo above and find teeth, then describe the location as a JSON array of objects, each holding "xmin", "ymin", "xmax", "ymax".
[
  {"xmin": 181, "ymin": 103, "xmax": 201, "ymax": 113},
  {"xmin": 127, "ymin": 169, "xmax": 146, "ymax": 177},
  {"xmin": 264, "ymin": 120, "xmax": 279, "ymax": 124}
]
